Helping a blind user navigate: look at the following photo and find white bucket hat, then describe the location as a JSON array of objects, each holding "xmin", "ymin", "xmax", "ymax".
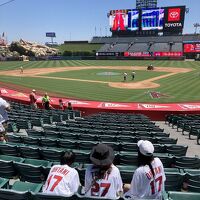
[{"xmin": 137, "ymin": 140, "xmax": 154, "ymax": 156}]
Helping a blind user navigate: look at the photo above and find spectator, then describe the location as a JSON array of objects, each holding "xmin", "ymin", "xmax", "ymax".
[
  {"xmin": 0, "ymin": 97, "xmax": 10, "ymax": 123},
  {"xmin": 42, "ymin": 93, "xmax": 51, "ymax": 110},
  {"xmin": 124, "ymin": 140, "xmax": 166, "ymax": 199},
  {"xmin": 29, "ymin": 89, "xmax": 37, "ymax": 109},
  {"xmin": 43, "ymin": 151, "xmax": 80, "ymax": 196},
  {"xmin": 85, "ymin": 143, "xmax": 123, "ymax": 199},
  {"xmin": 59, "ymin": 99, "xmax": 65, "ymax": 110},
  {"xmin": 67, "ymin": 102, "xmax": 73, "ymax": 111},
  {"xmin": 0, "ymin": 120, "xmax": 6, "ymax": 143},
  {"xmin": 0, "ymin": 97, "xmax": 11, "ymax": 141}
]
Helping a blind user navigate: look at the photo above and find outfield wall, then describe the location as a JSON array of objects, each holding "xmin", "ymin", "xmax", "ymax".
[{"xmin": 1, "ymin": 88, "xmax": 200, "ymax": 121}]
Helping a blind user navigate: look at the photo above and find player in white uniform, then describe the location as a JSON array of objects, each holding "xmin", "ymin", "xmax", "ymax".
[
  {"xmin": 85, "ymin": 143, "xmax": 123, "ymax": 199},
  {"xmin": 43, "ymin": 151, "xmax": 80, "ymax": 197},
  {"xmin": 124, "ymin": 140, "xmax": 166, "ymax": 199}
]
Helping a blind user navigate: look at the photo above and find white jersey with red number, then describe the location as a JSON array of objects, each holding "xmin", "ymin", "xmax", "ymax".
[
  {"xmin": 43, "ymin": 164, "xmax": 80, "ymax": 197},
  {"xmin": 125, "ymin": 157, "xmax": 166, "ymax": 199},
  {"xmin": 85, "ymin": 164, "xmax": 123, "ymax": 199},
  {"xmin": 0, "ymin": 98, "xmax": 10, "ymax": 122}
]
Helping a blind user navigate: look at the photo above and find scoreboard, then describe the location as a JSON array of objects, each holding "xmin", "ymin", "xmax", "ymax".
[{"xmin": 109, "ymin": 6, "xmax": 185, "ymax": 35}]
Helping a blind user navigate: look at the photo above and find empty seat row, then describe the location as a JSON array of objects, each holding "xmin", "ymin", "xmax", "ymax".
[
  {"xmin": 0, "ymin": 143, "xmax": 199, "ymax": 169},
  {"xmin": 7, "ymin": 136, "xmax": 183, "ymax": 156}
]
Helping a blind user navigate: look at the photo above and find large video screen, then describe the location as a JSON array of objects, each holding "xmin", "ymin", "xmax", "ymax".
[
  {"xmin": 141, "ymin": 9, "xmax": 164, "ymax": 30},
  {"xmin": 109, "ymin": 9, "xmax": 139, "ymax": 31},
  {"xmin": 109, "ymin": 6, "xmax": 185, "ymax": 34},
  {"xmin": 184, "ymin": 43, "xmax": 200, "ymax": 53}
]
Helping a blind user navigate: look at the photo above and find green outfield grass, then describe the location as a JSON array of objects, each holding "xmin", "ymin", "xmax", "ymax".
[
  {"xmin": 0, "ymin": 60, "xmax": 200, "ymax": 102},
  {"xmin": 41, "ymin": 69, "xmax": 168, "ymax": 83}
]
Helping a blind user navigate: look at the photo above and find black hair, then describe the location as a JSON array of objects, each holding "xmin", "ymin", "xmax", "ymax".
[
  {"xmin": 93, "ymin": 165, "xmax": 112, "ymax": 180},
  {"xmin": 60, "ymin": 151, "xmax": 75, "ymax": 166},
  {"xmin": 138, "ymin": 151, "xmax": 155, "ymax": 178}
]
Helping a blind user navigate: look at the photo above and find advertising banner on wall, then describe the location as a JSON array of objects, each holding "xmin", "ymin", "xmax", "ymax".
[{"xmin": 184, "ymin": 43, "xmax": 200, "ymax": 53}]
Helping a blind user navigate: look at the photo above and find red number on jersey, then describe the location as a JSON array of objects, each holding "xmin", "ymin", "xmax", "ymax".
[
  {"xmin": 91, "ymin": 182, "xmax": 111, "ymax": 197},
  {"xmin": 45, "ymin": 175, "xmax": 63, "ymax": 192},
  {"xmin": 150, "ymin": 176, "xmax": 163, "ymax": 195}
]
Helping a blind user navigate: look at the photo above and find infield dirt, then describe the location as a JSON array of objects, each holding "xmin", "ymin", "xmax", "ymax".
[{"xmin": 0, "ymin": 66, "xmax": 192, "ymax": 89}]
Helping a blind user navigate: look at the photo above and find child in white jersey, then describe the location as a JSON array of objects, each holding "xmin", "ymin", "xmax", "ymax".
[
  {"xmin": 43, "ymin": 151, "xmax": 80, "ymax": 197},
  {"xmin": 85, "ymin": 143, "xmax": 123, "ymax": 199},
  {"xmin": 124, "ymin": 140, "xmax": 166, "ymax": 199}
]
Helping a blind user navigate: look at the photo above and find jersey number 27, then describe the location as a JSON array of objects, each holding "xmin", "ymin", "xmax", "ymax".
[{"xmin": 91, "ymin": 182, "xmax": 111, "ymax": 196}]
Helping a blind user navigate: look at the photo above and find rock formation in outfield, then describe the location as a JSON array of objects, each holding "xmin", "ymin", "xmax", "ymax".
[
  {"xmin": 9, "ymin": 39, "xmax": 59, "ymax": 57},
  {"xmin": 0, "ymin": 45, "xmax": 20, "ymax": 60}
]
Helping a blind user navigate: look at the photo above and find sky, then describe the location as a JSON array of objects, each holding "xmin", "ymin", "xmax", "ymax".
[{"xmin": 0, "ymin": 0, "xmax": 199, "ymax": 44}]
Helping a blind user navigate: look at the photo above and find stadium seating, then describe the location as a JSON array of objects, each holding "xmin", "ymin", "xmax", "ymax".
[{"xmin": 3, "ymin": 102, "xmax": 200, "ymax": 199}]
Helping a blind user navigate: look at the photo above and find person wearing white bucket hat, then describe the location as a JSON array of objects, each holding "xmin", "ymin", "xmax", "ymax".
[{"xmin": 124, "ymin": 140, "xmax": 166, "ymax": 199}]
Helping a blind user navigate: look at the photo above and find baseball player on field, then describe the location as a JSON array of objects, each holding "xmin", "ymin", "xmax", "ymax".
[
  {"xmin": 43, "ymin": 151, "xmax": 80, "ymax": 196},
  {"xmin": 124, "ymin": 140, "xmax": 166, "ymax": 199},
  {"xmin": 84, "ymin": 143, "xmax": 123, "ymax": 199}
]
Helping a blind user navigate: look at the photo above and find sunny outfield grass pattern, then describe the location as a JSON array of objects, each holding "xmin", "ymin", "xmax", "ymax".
[{"xmin": 0, "ymin": 60, "xmax": 200, "ymax": 102}]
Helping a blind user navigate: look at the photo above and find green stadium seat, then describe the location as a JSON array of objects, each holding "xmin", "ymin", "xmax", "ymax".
[
  {"xmin": 0, "ymin": 155, "xmax": 24, "ymax": 163},
  {"xmin": 44, "ymin": 131, "xmax": 60, "ymax": 139},
  {"xmin": 185, "ymin": 169, "xmax": 200, "ymax": 175},
  {"xmin": 120, "ymin": 143, "xmax": 138, "ymax": 152},
  {"xmin": 165, "ymin": 173, "xmax": 184, "ymax": 191},
  {"xmin": 78, "ymin": 141, "xmax": 97, "ymax": 150},
  {"xmin": 0, "ymin": 177, "xmax": 9, "ymax": 189},
  {"xmin": 0, "ymin": 143, "xmax": 18, "ymax": 156},
  {"xmin": 165, "ymin": 145, "xmax": 188, "ymax": 157},
  {"xmin": 24, "ymin": 158, "xmax": 52, "ymax": 167},
  {"xmin": 0, "ymin": 189, "xmax": 29, "ymax": 200},
  {"xmin": 40, "ymin": 149, "xmax": 63, "ymax": 162},
  {"xmin": 12, "ymin": 181, "xmax": 43, "ymax": 193},
  {"xmin": 187, "ymin": 175, "xmax": 200, "ymax": 193},
  {"xmin": 19, "ymin": 146, "xmax": 40, "ymax": 159},
  {"xmin": 14, "ymin": 162, "xmax": 47, "ymax": 183},
  {"xmin": 0, "ymin": 160, "xmax": 17, "ymax": 178},
  {"xmin": 57, "ymin": 139, "xmax": 77, "ymax": 149},
  {"xmin": 173, "ymin": 156, "xmax": 200, "ymax": 169},
  {"xmin": 156, "ymin": 137, "xmax": 178, "ymax": 144},
  {"xmin": 7, "ymin": 135, "xmax": 22, "ymax": 143},
  {"xmin": 32, "ymin": 193, "xmax": 75, "ymax": 200},
  {"xmin": 168, "ymin": 191, "xmax": 200, "ymax": 200},
  {"xmin": 26, "ymin": 130, "xmax": 44, "ymax": 138},
  {"xmin": 23, "ymin": 137, "xmax": 39, "ymax": 146},
  {"xmin": 40, "ymin": 138, "xmax": 58, "ymax": 148}
]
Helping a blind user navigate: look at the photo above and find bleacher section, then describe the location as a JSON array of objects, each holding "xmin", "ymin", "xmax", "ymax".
[
  {"xmin": 166, "ymin": 114, "xmax": 200, "ymax": 145},
  {"xmin": 92, "ymin": 35, "xmax": 200, "ymax": 57},
  {"xmin": 91, "ymin": 35, "xmax": 200, "ymax": 44},
  {"xmin": 0, "ymin": 102, "xmax": 199, "ymax": 199}
]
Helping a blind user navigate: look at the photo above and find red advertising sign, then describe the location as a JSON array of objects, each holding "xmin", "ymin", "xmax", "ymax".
[
  {"xmin": 124, "ymin": 52, "xmax": 151, "ymax": 57},
  {"xmin": 184, "ymin": 43, "xmax": 200, "ymax": 53},
  {"xmin": 168, "ymin": 8, "xmax": 181, "ymax": 22},
  {"xmin": 154, "ymin": 52, "xmax": 183, "ymax": 57},
  {"xmin": 124, "ymin": 52, "xmax": 182, "ymax": 57}
]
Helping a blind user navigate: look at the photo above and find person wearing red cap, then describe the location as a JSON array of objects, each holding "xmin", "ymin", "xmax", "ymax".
[
  {"xmin": 85, "ymin": 143, "xmax": 123, "ymax": 199},
  {"xmin": 124, "ymin": 140, "xmax": 166, "ymax": 199}
]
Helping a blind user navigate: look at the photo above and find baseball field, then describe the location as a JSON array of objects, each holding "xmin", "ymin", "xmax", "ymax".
[{"xmin": 0, "ymin": 60, "xmax": 199, "ymax": 102}]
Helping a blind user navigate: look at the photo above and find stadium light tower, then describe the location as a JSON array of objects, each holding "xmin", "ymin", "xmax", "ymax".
[
  {"xmin": 194, "ymin": 23, "xmax": 200, "ymax": 34},
  {"xmin": 136, "ymin": 0, "xmax": 157, "ymax": 9}
]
